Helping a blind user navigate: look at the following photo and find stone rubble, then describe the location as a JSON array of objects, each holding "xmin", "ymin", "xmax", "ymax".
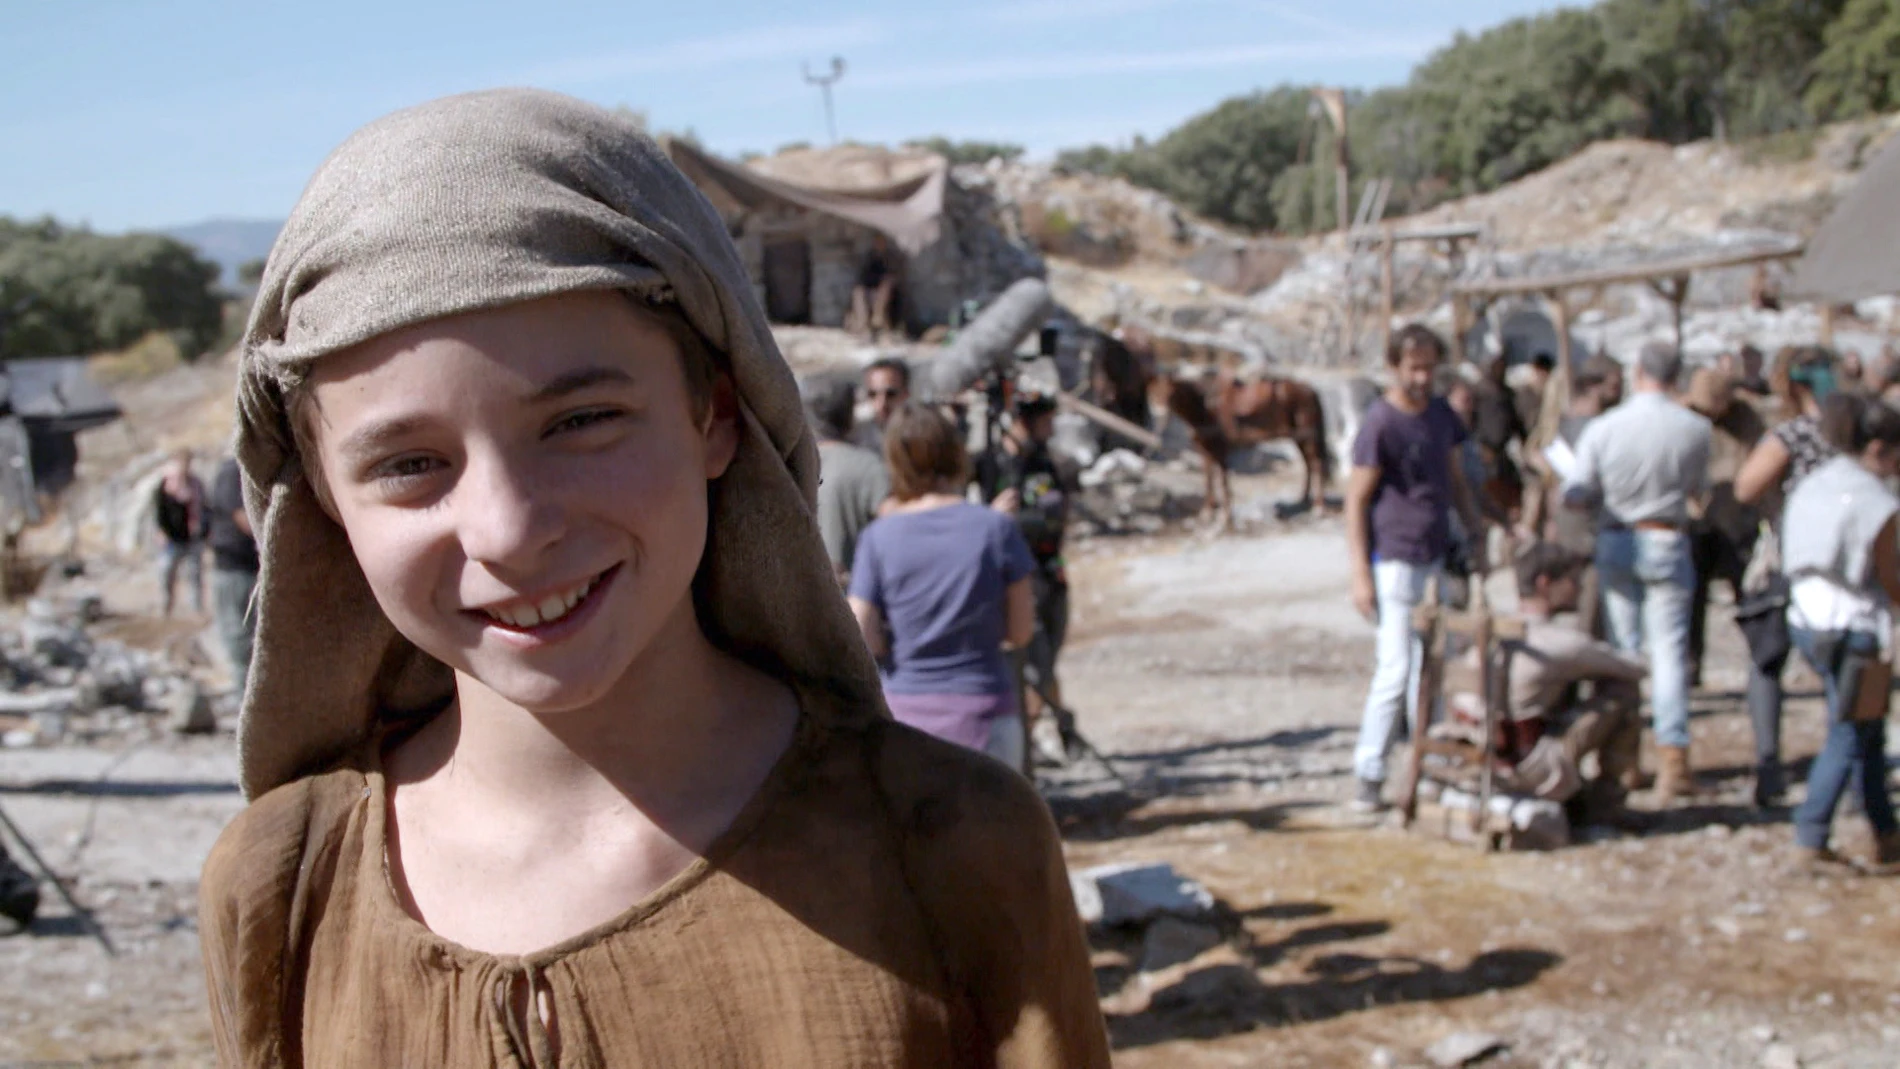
[
  {"xmin": 0, "ymin": 596, "xmax": 223, "ymax": 747},
  {"xmin": 1070, "ymin": 861, "xmax": 1217, "ymax": 928}
]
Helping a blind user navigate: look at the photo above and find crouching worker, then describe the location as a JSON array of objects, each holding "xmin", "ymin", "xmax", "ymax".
[
  {"xmin": 198, "ymin": 90, "xmax": 1110, "ymax": 1068},
  {"xmin": 1449, "ymin": 544, "xmax": 1647, "ymax": 823}
]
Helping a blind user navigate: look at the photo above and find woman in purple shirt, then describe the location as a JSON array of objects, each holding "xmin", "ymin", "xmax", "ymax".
[{"xmin": 849, "ymin": 403, "xmax": 1037, "ymax": 770}]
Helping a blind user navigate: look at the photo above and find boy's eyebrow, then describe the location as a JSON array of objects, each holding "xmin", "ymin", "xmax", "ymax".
[
  {"xmin": 336, "ymin": 416, "xmax": 433, "ymax": 465},
  {"xmin": 528, "ymin": 366, "xmax": 636, "ymax": 403}
]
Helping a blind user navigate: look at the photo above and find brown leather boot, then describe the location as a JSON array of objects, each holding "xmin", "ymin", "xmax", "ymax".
[
  {"xmin": 1653, "ymin": 745, "xmax": 1693, "ymax": 802},
  {"xmin": 1875, "ymin": 831, "xmax": 1900, "ymax": 870}
]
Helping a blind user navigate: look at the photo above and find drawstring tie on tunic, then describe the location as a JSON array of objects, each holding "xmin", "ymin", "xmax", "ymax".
[{"xmin": 494, "ymin": 965, "xmax": 558, "ymax": 1068}]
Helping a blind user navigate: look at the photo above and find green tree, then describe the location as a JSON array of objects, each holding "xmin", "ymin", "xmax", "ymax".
[
  {"xmin": 0, "ymin": 217, "xmax": 223, "ymax": 360},
  {"xmin": 1134, "ymin": 86, "xmax": 1312, "ymax": 231},
  {"xmin": 236, "ymin": 258, "xmax": 268, "ymax": 289},
  {"xmin": 1807, "ymin": 0, "xmax": 1900, "ymax": 119}
]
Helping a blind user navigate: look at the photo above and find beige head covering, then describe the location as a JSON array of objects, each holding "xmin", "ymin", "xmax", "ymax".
[{"xmin": 235, "ymin": 88, "xmax": 884, "ymax": 799}]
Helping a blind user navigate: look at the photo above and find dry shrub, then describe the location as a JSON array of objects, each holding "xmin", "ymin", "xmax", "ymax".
[{"xmin": 92, "ymin": 331, "xmax": 183, "ymax": 384}]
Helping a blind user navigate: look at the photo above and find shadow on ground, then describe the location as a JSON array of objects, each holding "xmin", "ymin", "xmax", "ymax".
[{"xmin": 1090, "ymin": 894, "xmax": 1562, "ymax": 1050}]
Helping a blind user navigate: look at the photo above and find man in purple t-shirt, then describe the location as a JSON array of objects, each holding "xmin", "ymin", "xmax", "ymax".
[{"xmin": 1343, "ymin": 324, "xmax": 1487, "ymax": 810}]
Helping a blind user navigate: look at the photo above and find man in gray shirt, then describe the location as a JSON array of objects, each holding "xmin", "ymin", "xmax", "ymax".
[
  {"xmin": 1563, "ymin": 342, "xmax": 1711, "ymax": 801},
  {"xmin": 805, "ymin": 374, "xmax": 890, "ymax": 585}
]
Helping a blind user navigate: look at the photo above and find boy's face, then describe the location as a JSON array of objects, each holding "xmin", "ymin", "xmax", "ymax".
[{"xmin": 307, "ymin": 291, "xmax": 738, "ymax": 713}]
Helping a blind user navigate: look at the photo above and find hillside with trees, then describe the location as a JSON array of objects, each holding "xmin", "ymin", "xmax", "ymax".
[
  {"xmin": 0, "ymin": 218, "xmax": 225, "ymax": 361},
  {"xmin": 1059, "ymin": 0, "xmax": 1900, "ymax": 234}
]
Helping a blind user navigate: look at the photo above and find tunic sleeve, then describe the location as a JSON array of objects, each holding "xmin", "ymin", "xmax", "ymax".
[
  {"xmin": 873, "ymin": 727, "xmax": 1112, "ymax": 1068},
  {"xmin": 198, "ymin": 772, "xmax": 358, "ymax": 1069}
]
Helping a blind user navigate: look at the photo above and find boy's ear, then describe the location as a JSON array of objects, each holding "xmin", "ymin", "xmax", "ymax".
[{"xmin": 702, "ymin": 372, "xmax": 741, "ymax": 480}]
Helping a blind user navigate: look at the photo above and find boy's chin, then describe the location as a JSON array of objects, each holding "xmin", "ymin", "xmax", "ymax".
[{"xmin": 459, "ymin": 657, "xmax": 627, "ymax": 715}]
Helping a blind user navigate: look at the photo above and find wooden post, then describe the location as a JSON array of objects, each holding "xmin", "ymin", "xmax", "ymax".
[
  {"xmin": 1452, "ymin": 294, "xmax": 1472, "ymax": 363},
  {"xmin": 1530, "ymin": 291, "xmax": 1572, "ymax": 451},
  {"xmin": 1670, "ymin": 275, "xmax": 1689, "ymax": 353},
  {"xmin": 1821, "ymin": 303, "xmax": 1837, "ymax": 347},
  {"xmin": 1380, "ymin": 224, "xmax": 1396, "ymax": 358}
]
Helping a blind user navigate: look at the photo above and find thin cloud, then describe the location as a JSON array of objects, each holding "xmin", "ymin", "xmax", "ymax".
[
  {"xmin": 852, "ymin": 38, "xmax": 1434, "ymax": 90},
  {"xmin": 975, "ymin": 0, "xmax": 1204, "ymax": 26},
  {"xmin": 516, "ymin": 21, "xmax": 889, "ymax": 86},
  {"xmin": 1243, "ymin": 0, "xmax": 1358, "ymax": 38}
]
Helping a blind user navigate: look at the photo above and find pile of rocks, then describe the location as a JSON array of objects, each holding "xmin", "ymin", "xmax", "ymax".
[
  {"xmin": 0, "ymin": 597, "xmax": 215, "ymax": 747},
  {"xmin": 1072, "ymin": 449, "xmax": 1202, "ymax": 537}
]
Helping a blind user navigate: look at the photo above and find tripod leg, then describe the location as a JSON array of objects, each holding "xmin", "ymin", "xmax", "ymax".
[
  {"xmin": 0, "ymin": 802, "xmax": 115, "ymax": 956},
  {"xmin": 1025, "ymin": 678, "xmax": 1132, "ymax": 791}
]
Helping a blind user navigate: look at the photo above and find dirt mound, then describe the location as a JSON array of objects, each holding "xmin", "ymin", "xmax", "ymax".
[{"xmin": 1403, "ymin": 119, "xmax": 1900, "ymax": 252}]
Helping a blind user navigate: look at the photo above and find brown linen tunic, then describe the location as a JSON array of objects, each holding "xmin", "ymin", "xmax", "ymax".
[{"xmin": 199, "ymin": 702, "xmax": 1111, "ymax": 1068}]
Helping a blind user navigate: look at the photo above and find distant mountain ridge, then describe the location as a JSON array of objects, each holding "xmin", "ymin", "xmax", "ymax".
[{"xmin": 162, "ymin": 217, "xmax": 282, "ymax": 285}]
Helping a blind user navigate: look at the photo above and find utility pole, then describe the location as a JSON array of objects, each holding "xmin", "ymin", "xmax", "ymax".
[
  {"xmin": 1310, "ymin": 87, "xmax": 1350, "ymax": 235},
  {"xmin": 803, "ymin": 57, "xmax": 847, "ymax": 145}
]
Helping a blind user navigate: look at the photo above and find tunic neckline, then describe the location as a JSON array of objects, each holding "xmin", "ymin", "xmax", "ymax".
[{"xmin": 358, "ymin": 698, "xmax": 819, "ymax": 971}]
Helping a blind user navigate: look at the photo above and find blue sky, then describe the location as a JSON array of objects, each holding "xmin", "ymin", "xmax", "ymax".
[{"xmin": 1, "ymin": 0, "xmax": 1559, "ymax": 231}]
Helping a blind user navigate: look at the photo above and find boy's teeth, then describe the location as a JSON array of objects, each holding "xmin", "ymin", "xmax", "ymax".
[{"xmin": 488, "ymin": 575, "xmax": 597, "ymax": 629}]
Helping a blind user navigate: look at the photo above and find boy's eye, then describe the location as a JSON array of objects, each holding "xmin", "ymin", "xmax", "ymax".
[
  {"xmin": 547, "ymin": 408, "xmax": 626, "ymax": 436},
  {"xmin": 371, "ymin": 454, "xmax": 444, "ymax": 483}
]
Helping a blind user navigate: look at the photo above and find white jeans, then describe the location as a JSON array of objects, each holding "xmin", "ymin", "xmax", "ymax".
[{"xmin": 1354, "ymin": 559, "xmax": 1439, "ymax": 783}]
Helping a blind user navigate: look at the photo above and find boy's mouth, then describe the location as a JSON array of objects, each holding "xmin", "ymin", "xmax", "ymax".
[{"xmin": 470, "ymin": 566, "xmax": 617, "ymax": 632}]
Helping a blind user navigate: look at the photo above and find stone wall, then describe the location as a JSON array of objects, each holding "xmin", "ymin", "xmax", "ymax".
[{"xmin": 723, "ymin": 172, "xmax": 1044, "ymax": 334}]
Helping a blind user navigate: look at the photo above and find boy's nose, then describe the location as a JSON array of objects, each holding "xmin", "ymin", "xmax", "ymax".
[{"xmin": 456, "ymin": 455, "xmax": 563, "ymax": 569}]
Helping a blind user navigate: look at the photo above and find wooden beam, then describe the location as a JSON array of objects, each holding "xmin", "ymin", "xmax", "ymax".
[
  {"xmin": 1821, "ymin": 303, "xmax": 1837, "ymax": 347},
  {"xmin": 1056, "ymin": 391, "xmax": 1166, "ymax": 453},
  {"xmin": 1452, "ymin": 242, "xmax": 1803, "ymax": 299}
]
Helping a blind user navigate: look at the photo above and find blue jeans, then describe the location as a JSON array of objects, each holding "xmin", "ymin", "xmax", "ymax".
[
  {"xmin": 1790, "ymin": 627, "xmax": 1898, "ymax": 850},
  {"xmin": 1597, "ymin": 528, "xmax": 1694, "ymax": 748},
  {"xmin": 1354, "ymin": 558, "xmax": 1438, "ymax": 783}
]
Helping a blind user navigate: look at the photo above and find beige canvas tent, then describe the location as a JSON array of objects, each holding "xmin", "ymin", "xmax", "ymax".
[
  {"xmin": 1789, "ymin": 132, "xmax": 1900, "ymax": 303},
  {"xmin": 667, "ymin": 141, "xmax": 963, "ymax": 331}
]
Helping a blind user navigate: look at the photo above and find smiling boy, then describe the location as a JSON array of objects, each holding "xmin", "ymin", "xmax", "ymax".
[{"xmin": 199, "ymin": 90, "xmax": 1108, "ymax": 1068}]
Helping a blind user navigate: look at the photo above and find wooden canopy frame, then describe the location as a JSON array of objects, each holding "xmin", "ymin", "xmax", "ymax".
[
  {"xmin": 1448, "ymin": 240, "xmax": 1805, "ymax": 447},
  {"xmin": 1346, "ymin": 222, "xmax": 1486, "ymax": 364}
]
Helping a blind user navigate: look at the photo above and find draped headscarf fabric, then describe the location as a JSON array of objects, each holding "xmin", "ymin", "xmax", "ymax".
[{"xmin": 234, "ymin": 88, "xmax": 885, "ymax": 799}]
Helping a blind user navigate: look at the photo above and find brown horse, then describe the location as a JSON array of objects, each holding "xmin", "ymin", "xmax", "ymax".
[{"xmin": 1087, "ymin": 326, "xmax": 1333, "ymax": 526}]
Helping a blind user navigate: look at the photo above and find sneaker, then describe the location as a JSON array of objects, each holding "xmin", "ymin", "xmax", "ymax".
[
  {"xmin": 1349, "ymin": 778, "xmax": 1387, "ymax": 813},
  {"xmin": 1028, "ymin": 717, "xmax": 1069, "ymax": 768},
  {"xmin": 1791, "ymin": 845, "xmax": 1860, "ymax": 878}
]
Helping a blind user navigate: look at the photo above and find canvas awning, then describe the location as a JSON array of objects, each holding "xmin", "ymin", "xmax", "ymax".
[
  {"xmin": 1788, "ymin": 131, "xmax": 1900, "ymax": 304},
  {"xmin": 667, "ymin": 140, "xmax": 947, "ymax": 256},
  {"xmin": 0, "ymin": 357, "xmax": 122, "ymax": 435}
]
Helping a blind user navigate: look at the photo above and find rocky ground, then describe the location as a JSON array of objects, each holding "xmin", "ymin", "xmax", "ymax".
[{"xmin": 2, "ymin": 467, "xmax": 1896, "ymax": 1067}]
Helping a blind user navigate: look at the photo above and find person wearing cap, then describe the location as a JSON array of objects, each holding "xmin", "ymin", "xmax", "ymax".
[
  {"xmin": 974, "ymin": 389, "xmax": 1075, "ymax": 759},
  {"xmin": 1521, "ymin": 354, "xmax": 1623, "ymax": 639},
  {"xmin": 196, "ymin": 90, "xmax": 1109, "ymax": 1068},
  {"xmin": 1445, "ymin": 542, "xmax": 1646, "ymax": 821},
  {"xmin": 1563, "ymin": 342, "xmax": 1711, "ymax": 802}
]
